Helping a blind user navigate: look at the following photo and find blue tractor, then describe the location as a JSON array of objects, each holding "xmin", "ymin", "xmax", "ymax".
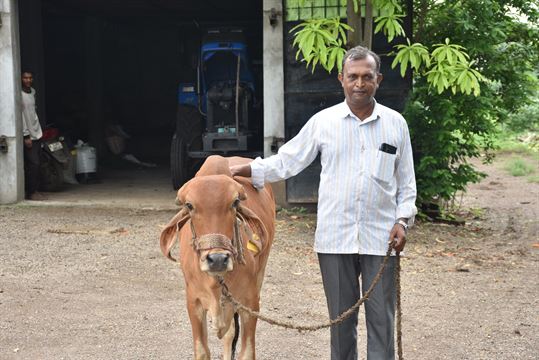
[{"xmin": 171, "ymin": 28, "xmax": 262, "ymax": 189}]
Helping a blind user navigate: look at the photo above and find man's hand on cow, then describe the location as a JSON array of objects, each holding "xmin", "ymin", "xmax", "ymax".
[
  {"xmin": 388, "ymin": 223, "xmax": 406, "ymax": 254},
  {"xmin": 230, "ymin": 164, "xmax": 252, "ymax": 178}
]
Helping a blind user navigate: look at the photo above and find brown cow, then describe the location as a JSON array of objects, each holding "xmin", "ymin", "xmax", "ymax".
[{"xmin": 160, "ymin": 155, "xmax": 275, "ymax": 360}]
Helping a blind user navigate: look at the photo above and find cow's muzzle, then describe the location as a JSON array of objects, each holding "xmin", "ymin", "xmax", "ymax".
[
  {"xmin": 198, "ymin": 233, "xmax": 236, "ymax": 274},
  {"xmin": 206, "ymin": 253, "xmax": 231, "ymax": 273}
]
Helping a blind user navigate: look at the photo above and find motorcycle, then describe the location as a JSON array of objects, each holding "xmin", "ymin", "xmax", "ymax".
[{"xmin": 39, "ymin": 127, "xmax": 70, "ymax": 192}]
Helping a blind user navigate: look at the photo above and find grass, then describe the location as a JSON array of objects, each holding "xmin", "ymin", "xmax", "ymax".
[
  {"xmin": 495, "ymin": 131, "xmax": 539, "ymax": 177},
  {"xmin": 504, "ymin": 157, "xmax": 536, "ymax": 177},
  {"xmin": 493, "ymin": 128, "xmax": 537, "ymax": 156},
  {"xmin": 496, "ymin": 138, "xmax": 534, "ymax": 154},
  {"xmin": 528, "ymin": 175, "xmax": 539, "ymax": 183},
  {"xmin": 467, "ymin": 207, "xmax": 486, "ymax": 219}
]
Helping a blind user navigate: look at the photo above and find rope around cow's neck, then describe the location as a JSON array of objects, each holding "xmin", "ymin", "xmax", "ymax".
[{"xmin": 217, "ymin": 242, "xmax": 404, "ymax": 359}]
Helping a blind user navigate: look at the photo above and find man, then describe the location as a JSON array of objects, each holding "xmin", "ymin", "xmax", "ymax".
[
  {"xmin": 21, "ymin": 71, "xmax": 45, "ymax": 200},
  {"xmin": 230, "ymin": 46, "xmax": 417, "ymax": 359}
]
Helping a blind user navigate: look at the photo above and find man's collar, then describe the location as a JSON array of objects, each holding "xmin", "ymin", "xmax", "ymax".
[{"xmin": 340, "ymin": 100, "xmax": 381, "ymax": 124}]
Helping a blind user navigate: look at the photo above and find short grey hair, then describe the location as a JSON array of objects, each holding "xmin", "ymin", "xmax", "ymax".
[{"xmin": 341, "ymin": 46, "xmax": 381, "ymax": 73}]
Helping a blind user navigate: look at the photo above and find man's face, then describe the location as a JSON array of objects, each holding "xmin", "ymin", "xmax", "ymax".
[
  {"xmin": 338, "ymin": 56, "xmax": 383, "ymax": 110},
  {"xmin": 22, "ymin": 73, "xmax": 33, "ymax": 89}
]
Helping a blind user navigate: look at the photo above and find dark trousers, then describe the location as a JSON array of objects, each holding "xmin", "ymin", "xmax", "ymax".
[
  {"xmin": 318, "ymin": 254, "xmax": 397, "ymax": 360},
  {"xmin": 24, "ymin": 139, "xmax": 41, "ymax": 196}
]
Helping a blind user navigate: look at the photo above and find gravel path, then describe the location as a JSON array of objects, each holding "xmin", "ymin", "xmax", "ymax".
[{"xmin": 0, "ymin": 153, "xmax": 537, "ymax": 359}]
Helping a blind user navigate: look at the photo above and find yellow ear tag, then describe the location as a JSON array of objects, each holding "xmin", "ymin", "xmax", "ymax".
[
  {"xmin": 247, "ymin": 241, "xmax": 259, "ymax": 253},
  {"xmin": 247, "ymin": 233, "xmax": 260, "ymax": 254}
]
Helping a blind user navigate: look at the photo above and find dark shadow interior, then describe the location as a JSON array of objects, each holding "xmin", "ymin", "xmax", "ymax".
[{"xmin": 21, "ymin": 0, "xmax": 263, "ymax": 172}]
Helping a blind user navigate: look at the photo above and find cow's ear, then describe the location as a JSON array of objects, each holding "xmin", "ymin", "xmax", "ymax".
[
  {"xmin": 160, "ymin": 207, "xmax": 190, "ymax": 262},
  {"xmin": 237, "ymin": 204, "xmax": 268, "ymax": 253}
]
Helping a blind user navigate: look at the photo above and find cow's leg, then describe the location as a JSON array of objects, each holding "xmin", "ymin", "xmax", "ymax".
[
  {"xmin": 221, "ymin": 313, "xmax": 237, "ymax": 360},
  {"xmin": 187, "ymin": 300, "xmax": 210, "ymax": 360},
  {"xmin": 237, "ymin": 297, "xmax": 259, "ymax": 360}
]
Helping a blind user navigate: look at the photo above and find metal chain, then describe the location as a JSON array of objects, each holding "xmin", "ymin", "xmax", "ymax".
[{"xmin": 217, "ymin": 243, "xmax": 403, "ymax": 357}]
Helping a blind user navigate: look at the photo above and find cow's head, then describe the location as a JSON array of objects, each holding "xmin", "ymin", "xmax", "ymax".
[{"xmin": 160, "ymin": 174, "xmax": 267, "ymax": 276}]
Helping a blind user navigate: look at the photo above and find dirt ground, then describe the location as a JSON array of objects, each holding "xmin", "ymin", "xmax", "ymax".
[{"xmin": 0, "ymin": 153, "xmax": 538, "ymax": 360}]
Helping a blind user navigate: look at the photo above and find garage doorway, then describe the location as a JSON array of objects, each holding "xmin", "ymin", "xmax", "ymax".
[{"xmin": 19, "ymin": 0, "xmax": 264, "ymax": 196}]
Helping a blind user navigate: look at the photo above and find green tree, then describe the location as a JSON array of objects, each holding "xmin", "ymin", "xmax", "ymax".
[
  {"xmin": 292, "ymin": 0, "xmax": 484, "ymax": 97},
  {"xmin": 405, "ymin": 0, "xmax": 539, "ymax": 207},
  {"xmin": 290, "ymin": 0, "xmax": 539, "ymax": 210}
]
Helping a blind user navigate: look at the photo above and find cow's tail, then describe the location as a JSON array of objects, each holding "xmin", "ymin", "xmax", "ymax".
[{"xmin": 231, "ymin": 312, "xmax": 240, "ymax": 359}]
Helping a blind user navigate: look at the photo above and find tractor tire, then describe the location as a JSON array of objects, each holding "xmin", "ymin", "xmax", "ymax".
[
  {"xmin": 171, "ymin": 133, "xmax": 189, "ymax": 190},
  {"xmin": 176, "ymin": 105, "xmax": 203, "ymax": 149},
  {"xmin": 171, "ymin": 106, "xmax": 204, "ymax": 189}
]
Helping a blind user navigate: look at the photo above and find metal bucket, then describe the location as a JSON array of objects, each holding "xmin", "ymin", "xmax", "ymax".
[{"xmin": 76, "ymin": 145, "xmax": 97, "ymax": 175}]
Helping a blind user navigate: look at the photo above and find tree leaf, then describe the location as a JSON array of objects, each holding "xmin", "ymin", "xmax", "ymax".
[
  {"xmin": 337, "ymin": 49, "xmax": 344, "ymax": 73},
  {"xmin": 374, "ymin": 18, "xmax": 386, "ymax": 34},
  {"xmin": 327, "ymin": 46, "xmax": 337, "ymax": 73},
  {"xmin": 303, "ymin": 31, "xmax": 316, "ymax": 59},
  {"xmin": 391, "ymin": 53, "xmax": 401, "ymax": 69},
  {"xmin": 400, "ymin": 51, "xmax": 409, "ymax": 77}
]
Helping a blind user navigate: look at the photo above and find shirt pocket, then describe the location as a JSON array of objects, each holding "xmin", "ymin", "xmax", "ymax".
[{"xmin": 371, "ymin": 149, "xmax": 397, "ymax": 182}]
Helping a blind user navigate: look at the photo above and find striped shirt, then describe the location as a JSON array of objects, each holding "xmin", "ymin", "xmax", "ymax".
[{"xmin": 251, "ymin": 100, "xmax": 417, "ymax": 255}]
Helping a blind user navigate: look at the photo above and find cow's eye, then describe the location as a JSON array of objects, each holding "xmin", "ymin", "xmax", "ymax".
[
  {"xmin": 185, "ymin": 202, "xmax": 194, "ymax": 211},
  {"xmin": 232, "ymin": 198, "xmax": 240, "ymax": 208}
]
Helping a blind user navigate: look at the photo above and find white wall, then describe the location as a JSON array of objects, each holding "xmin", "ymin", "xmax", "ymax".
[
  {"xmin": 262, "ymin": 0, "xmax": 285, "ymax": 157},
  {"xmin": 262, "ymin": 0, "xmax": 286, "ymax": 205},
  {"xmin": 0, "ymin": 0, "xmax": 24, "ymax": 204}
]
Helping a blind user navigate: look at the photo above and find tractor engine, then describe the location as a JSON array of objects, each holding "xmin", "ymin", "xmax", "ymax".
[{"xmin": 206, "ymin": 82, "xmax": 252, "ymax": 133}]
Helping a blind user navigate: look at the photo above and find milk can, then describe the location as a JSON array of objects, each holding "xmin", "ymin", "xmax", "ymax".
[{"xmin": 75, "ymin": 141, "xmax": 97, "ymax": 183}]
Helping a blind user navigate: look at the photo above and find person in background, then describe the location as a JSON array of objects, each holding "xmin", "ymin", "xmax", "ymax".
[
  {"xmin": 230, "ymin": 46, "xmax": 417, "ymax": 360},
  {"xmin": 21, "ymin": 70, "xmax": 46, "ymax": 200}
]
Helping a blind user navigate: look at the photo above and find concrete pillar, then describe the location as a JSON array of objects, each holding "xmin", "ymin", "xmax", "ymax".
[
  {"xmin": 263, "ymin": 0, "xmax": 286, "ymax": 205},
  {"xmin": 263, "ymin": 0, "xmax": 285, "ymax": 157},
  {"xmin": 0, "ymin": 0, "xmax": 24, "ymax": 204},
  {"xmin": 18, "ymin": 0, "xmax": 46, "ymax": 125}
]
